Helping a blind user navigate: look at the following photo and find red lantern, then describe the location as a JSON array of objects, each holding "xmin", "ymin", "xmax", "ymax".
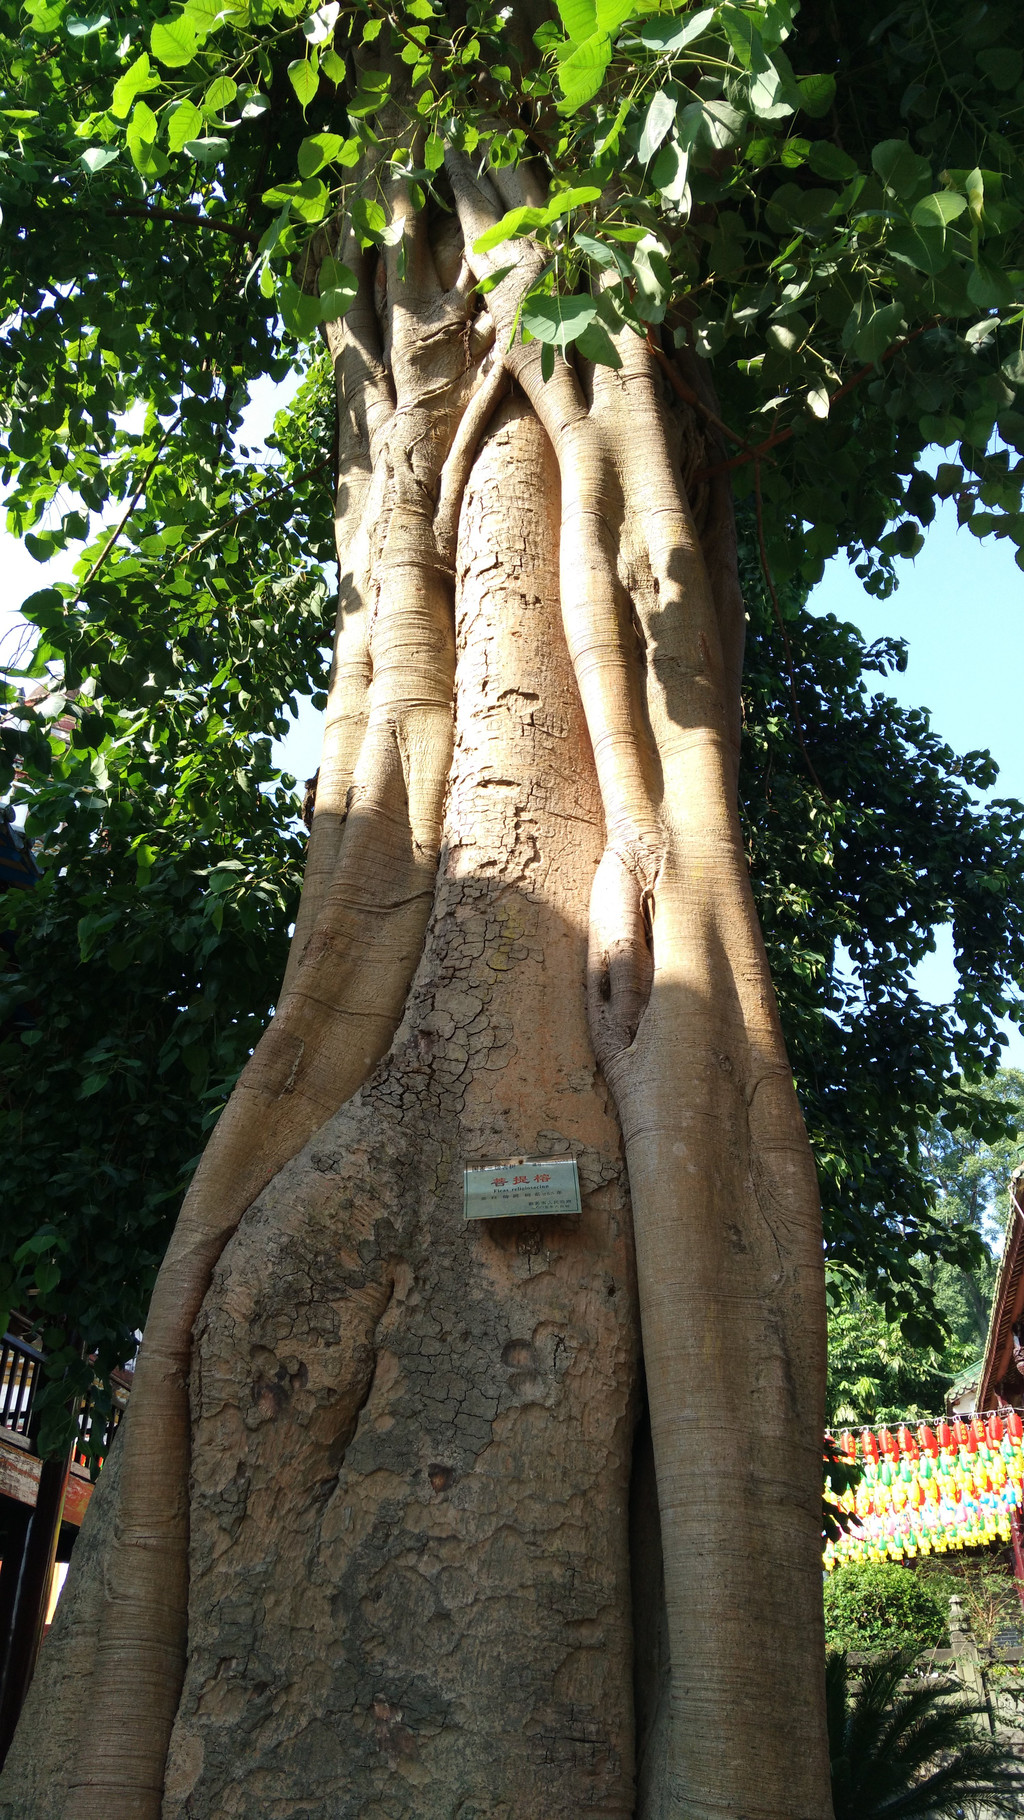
[
  {"xmin": 954, "ymin": 1418, "xmax": 970, "ymax": 1446},
  {"xmin": 862, "ymin": 1429, "xmax": 880, "ymax": 1462},
  {"xmin": 937, "ymin": 1420, "xmax": 954, "ymax": 1450},
  {"xmin": 987, "ymin": 1414, "xmax": 1004, "ymax": 1446},
  {"xmin": 972, "ymin": 1416, "xmax": 986, "ymax": 1443},
  {"xmin": 1009, "ymin": 1410, "xmax": 1024, "ymax": 1443},
  {"xmin": 879, "ymin": 1426, "xmax": 898, "ymax": 1458},
  {"xmin": 918, "ymin": 1423, "xmax": 939, "ymax": 1456},
  {"xmin": 839, "ymin": 1430, "xmax": 857, "ymax": 1463},
  {"xmin": 898, "ymin": 1424, "xmax": 918, "ymax": 1459}
]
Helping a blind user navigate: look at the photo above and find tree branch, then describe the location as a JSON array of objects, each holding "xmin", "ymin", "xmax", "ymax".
[
  {"xmin": 694, "ymin": 320, "xmax": 943, "ymax": 483},
  {"xmin": 57, "ymin": 203, "xmax": 256, "ymax": 245},
  {"xmin": 646, "ymin": 328, "xmax": 765, "ymax": 463},
  {"xmin": 176, "ymin": 457, "xmax": 332, "ymax": 563},
  {"xmin": 74, "ymin": 415, "xmax": 182, "ymax": 600}
]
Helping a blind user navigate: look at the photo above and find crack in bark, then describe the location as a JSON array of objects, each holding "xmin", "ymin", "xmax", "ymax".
[{"xmin": 19, "ymin": 166, "xmax": 831, "ymax": 1820}]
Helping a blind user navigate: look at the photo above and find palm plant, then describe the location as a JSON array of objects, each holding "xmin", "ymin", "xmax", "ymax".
[{"xmin": 827, "ymin": 1647, "xmax": 1022, "ymax": 1819}]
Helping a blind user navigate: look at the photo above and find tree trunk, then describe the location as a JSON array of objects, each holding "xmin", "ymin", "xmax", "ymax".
[{"xmin": 0, "ymin": 176, "xmax": 832, "ymax": 1820}]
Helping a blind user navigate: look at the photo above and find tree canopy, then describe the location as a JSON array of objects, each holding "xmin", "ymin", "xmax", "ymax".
[
  {"xmin": 2, "ymin": 0, "xmax": 1024, "ymax": 1440},
  {"xmin": 825, "ymin": 1070, "xmax": 1024, "ymax": 1425}
]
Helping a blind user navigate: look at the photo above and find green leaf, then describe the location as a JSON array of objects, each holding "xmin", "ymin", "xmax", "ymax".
[
  {"xmin": 14, "ymin": 1231, "xmax": 60, "ymax": 1260},
  {"xmin": 288, "ymin": 58, "xmax": 319, "ymax": 108},
  {"xmin": 887, "ymin": 224, "xmax": 949, "ymax": 276},
  {"xmin": 180, "ymin": 0, "xmax": 222, "ymax": 38},
  {"xmin": 297, "ymin": 131, "xmax": 345, "ymax": 177},
  {"xmin": 350, "ymin": 195, "xmax": 387, "ymax": 241},
  {"xmin": 205, "ymin": 75, "xmax": 237, "ymax": 112},
  {"xmin": 652, "ymin": 139, "xmax": 689, "ymax": 204},
  {"xmin": 80, "ymin": 144, "xmax": 118, "ymax": 172},
  {"xmin": 750, "ymin": 59, "xmax": 795, "ymax": 121},
  {"xmin": 557, "ymin": 32, "xmax": 611, "ymax": 110},
  {"xmin": 319, "ymin": 253, "xmax": 358, "ymax": 322},
  {"xmin": 911, "ymin": 191, "xmax": 967, "ymax": 228},
  {"xmin": 595, "ymin": 93, "xmax": 632, "ymax": 155},
  {"xmin": 797, "ymin": 72, "xmax": 835, "ymax": 118},
  {"xmin": 474, "ymin": 204, "xmax": 547, "ymax": 253},
  {"xmin": 808, "ymin": 142, "xmax": 857, "ymax": 181},
  {"xmin": 182, "ymin": 136, "xmax": 229, "ymax": 165},
  {"xmin": 722, "ymin": 6, "xmax": 761, "ymax": 69},
  {"xmin": 575, "ymin": 318, "xmax": 622, "ymax": 367},
  {"xmin": 555, "ymin": 0, "xmax": 597, "ymax": 43},
  {"xmin": 34, "ymin": 1259, "xmax": 62, "ymax": 1293},
  {"xmin": 424, "ymin": 131, "xmax": 444, "ymax": 172},
  {"xmin": 976, "ymin": 46, "xmax": 1022, "ymax": 92},
  {"xmin": 77, "ymin": 909, "xmax": 119, "ymax": 960},
  {"xmin": 1001, "ymin": 351, "xmax": 1024, "ymax": 389},
  {"xmin": 871, "ymin": 138, "xmax": 931, "ymax": 200},
  {"xmin": 127, "ymin": 100, "xmax": 168, "ymax": 177},
  {"xmin": 638, "ymin": 88, "xmax": 675, "ymax": 164},
  {"xmin": 852, "ymin": 299, "xmax": 905, "ymax": 364},
  {"xmin": 543, "ymin": 184, "xmax": 602, "ymax": 221},
  {"xmin": 965, "ymin": 166, "xmax": 985, "ymax": 228},
  {"xmin": 632, "ymin": 240, "xmax": 672, "ymax": 322},
  {"xmin": 595, "ymin": 0, "xmax": 636, "ymax": 30},
  {"xmin": 321, "ymin": 45, "xmax": 346, "ymax": 83},
  {"xmin": 66, "ymin": 13, "xmax": 109, "ymax": 35},
  {"xmin": 262, "ymin": 176, "xmax": 329, "ymax": 222},
  {"xmin": 150, "ymin": 14, "xmax": 198, "ymax": 67},
  {"xmin": 574, "ymin": 228, "xmax": 632, "ymax": 276},
  {"xmin": 111, "ymin": 52, "xmax": 156, "ymax": 120},
  {"xmin": 967, "ymin": 256, "xmax": 1014, "ymax": 310},
  {"xmin": 639, "ymin": 8, "xmax": 714, "ymax": 52},
  {"xmin": 132, "ymin": 98, "xmax": 157, "ymax": 140},
  {"xmin": 302, "ymin": 1, "xmax": 339, "ymax": 43},
  {"xmin": 933, "ymin": 461, "xmax": 963, "ymax": 497},
  {"xmin": 521, "ymin": 292, "xmax": 599, "ymax": 346},
  {"xmin": 167, "ymin": 98, "xmax": 203, "ymax": 153},
  {"xmin": 678, "ymin": 98, "xmax": 745, "ymax": 157},
  {"xmin": 348, "ymin": 69, "xmax": 390, "ymax": 116}
]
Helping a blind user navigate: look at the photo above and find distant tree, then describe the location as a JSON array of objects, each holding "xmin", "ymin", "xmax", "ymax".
[
  {"xmin": 827, "ymin": 1073, "xmax": 1024, "ymax": 1426},
  {"xmin": 922, "ymin": 1068, "xmax": 1024, "ymax": 1257}
]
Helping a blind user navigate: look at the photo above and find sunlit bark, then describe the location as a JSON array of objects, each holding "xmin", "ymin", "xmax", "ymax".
[{"xmin": 0, "ymin": 172, "xmax": 832, "ymax": 1820}]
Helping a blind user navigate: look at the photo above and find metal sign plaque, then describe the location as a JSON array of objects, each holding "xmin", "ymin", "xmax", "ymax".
[{"xmin": 463, "ymin": 1157, "xmax": 581, "ymax": 1222}]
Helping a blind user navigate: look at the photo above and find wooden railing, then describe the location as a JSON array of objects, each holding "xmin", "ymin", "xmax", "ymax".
[
  {"xmin": 1, "ymin": 1330, "xmax": 127, "ymax": 1466},
  {"xmin": 0, "ymin": 1331, "xmax": 43, "ymax": 1444}
]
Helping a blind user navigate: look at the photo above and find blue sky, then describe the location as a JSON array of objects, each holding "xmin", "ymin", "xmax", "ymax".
[
  {"xmin": 2, "ymin": 403, "xmax": 1021, "ymax": 1062},
  {"xmin": 808, "ymin": 501, "xmax": 1023, "ymax": 1066}
]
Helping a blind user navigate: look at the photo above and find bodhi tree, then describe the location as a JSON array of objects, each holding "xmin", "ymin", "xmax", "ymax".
[{"xmin": 1, "ymin": 0, "xmax": 1024, "ymax": 1817}]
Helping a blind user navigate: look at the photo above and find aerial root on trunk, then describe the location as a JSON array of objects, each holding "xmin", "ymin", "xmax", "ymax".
[
  {"xmin": 55, "ymin": 200, "xmax": 518, "ymax": 1820},
  {"xmin": 587, "ymin": 848, "xmax": 656, "ymax": 1071},
  {"xmin": 448, "ymin": 161, "xmax": 833, "ymax": 1820},
  {"xmin": 34, "ymin": 167, "xmax": 831, "ymax": 1820},
  {"xmin": 434, "ymin": 352, "xmax": 509, "ymax": 573}
]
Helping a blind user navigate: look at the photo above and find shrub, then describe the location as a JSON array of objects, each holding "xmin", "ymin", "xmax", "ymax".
[
  {"xmin": 823, "ymin": 1562, "xmax": 947, "ymax": 1653},
  {"xmin": 827, "ymin": 1647, "xmax": 1022, "ymax": 1819}
]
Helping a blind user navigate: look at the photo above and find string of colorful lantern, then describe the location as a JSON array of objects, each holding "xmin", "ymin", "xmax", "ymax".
[{"xmin": 824, "ymin": 1411, "xmax": 1024, "ymax": 1570}]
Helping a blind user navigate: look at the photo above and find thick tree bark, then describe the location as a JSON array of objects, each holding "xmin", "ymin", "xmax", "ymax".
[{"xmin": 0, "ymin": 182, "xmax": 832, "ymax": 1820}]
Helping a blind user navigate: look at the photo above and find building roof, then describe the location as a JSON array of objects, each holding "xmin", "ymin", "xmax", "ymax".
[{"xmin": 977, "ymin": 1167, "xmax": 1024, "ymax": 1412}]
